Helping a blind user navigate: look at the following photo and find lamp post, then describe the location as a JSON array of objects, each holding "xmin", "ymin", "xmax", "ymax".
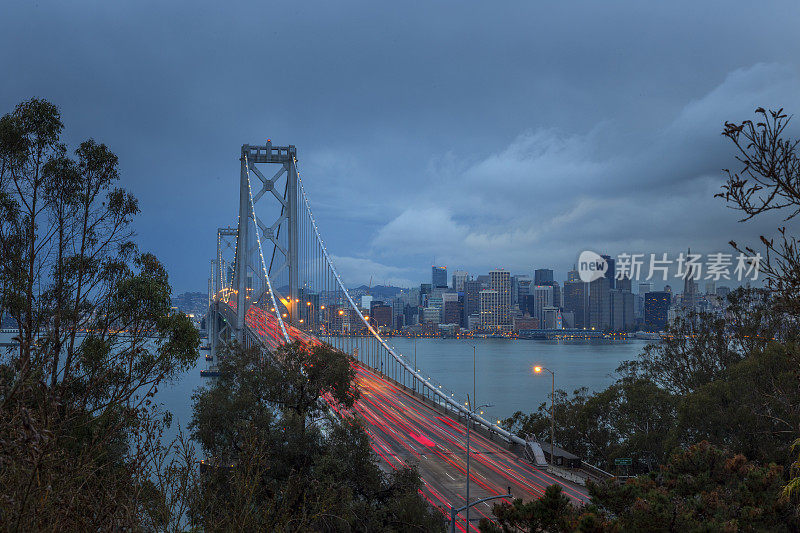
[
  {"xmin": 533, "ymin": 366, "xmax": 555, "ymax": 465},
  {"xmin": 465, "ymin": 394, "xmax": 491, "ymax": 532},
  {"xmin": 471, "ymin": 344, "xmax": 477, "ymax": 408},
  {"xmin": 414, "ymin": 336, "xmax": 417, "ymax": 393}
]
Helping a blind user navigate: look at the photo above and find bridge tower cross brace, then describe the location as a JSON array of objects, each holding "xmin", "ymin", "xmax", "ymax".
[{"xmin": 234, "ymin": 141, "xmax": 299, "ymax": 344}]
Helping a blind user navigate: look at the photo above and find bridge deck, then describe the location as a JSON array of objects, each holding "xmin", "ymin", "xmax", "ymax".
[
  {"xmin": 349, "ymin": 363, "xmax": 588, "ymax": 531},
  {"xmin": 234, "ymin": 304, "xmax": 588, "ymax": 531}
]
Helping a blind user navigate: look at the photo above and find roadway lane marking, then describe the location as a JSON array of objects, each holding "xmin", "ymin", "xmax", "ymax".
[{"xmin": 445, "ymin": 472, "xmax": 455, "ymax": 481}]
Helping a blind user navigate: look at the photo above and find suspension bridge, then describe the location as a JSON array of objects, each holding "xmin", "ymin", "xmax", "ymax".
[{"xmin": 206, "ymin": 141, "xmax": 593, "ymax": 531}]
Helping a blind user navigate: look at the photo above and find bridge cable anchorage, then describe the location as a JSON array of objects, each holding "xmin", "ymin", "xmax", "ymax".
[
  {"xmin": 245, "ymin": 152, "xmax": 291, "ymax": 343},
  {"xmin": 293, "ymin": 157, "xmax": 526, "ymax": 447}
]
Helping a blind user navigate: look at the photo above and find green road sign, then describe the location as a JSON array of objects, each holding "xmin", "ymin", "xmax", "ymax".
[{"xmin": 615, "ymin": 458, "xmax": 632, "ymax": 465}]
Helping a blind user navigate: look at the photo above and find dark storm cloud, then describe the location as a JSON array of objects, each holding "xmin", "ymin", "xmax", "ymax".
[{"xmin": 2, "ymin": 1, "xmax": 799, "ymax": 289}]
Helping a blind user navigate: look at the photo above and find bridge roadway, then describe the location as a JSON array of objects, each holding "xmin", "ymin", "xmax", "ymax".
[
  {"xmin": 241, "ymin": 304, "xmax": 589, "ymax": 531},
  {"xmin": 348, "ymin": 364, "xmax": 588, "ymax": 531}
]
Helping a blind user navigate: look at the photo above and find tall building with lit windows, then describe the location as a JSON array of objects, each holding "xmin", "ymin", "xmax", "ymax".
[
  {"xmin": 645, "ymin": 291, "xmax": 671, "ymax": 330},
  {"xmin": 489, "ymin": 269, "xmax": 511, "ymax": 330},
  {"xmin": 479, "ymin": 289, "xmax": 498, "ymax": 329}
]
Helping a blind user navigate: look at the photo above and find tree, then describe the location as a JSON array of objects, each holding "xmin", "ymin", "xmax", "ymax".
[
  {"xmin": 590, "ymin": 442, "xmax": 799, "ymax": 532},
  {"xmin": 0, "ymin": 98, "xmax": 199, "ymax": 530},
  {"xmin": 479, "ymin": 485, "xmax": 582, "ymax": 533},
  {"xmin": 719, "ymin": 108, "xmax": 800, "ymax": 315},
  {"xmin": 189, "ymin": 342, "xmax": 443, "ymax": 532},
  {"xmin": 483, "ymin": 443, "xmax": 799, "ymax": 532},
  {"xmin": 719, "ymin": 107, "xmax": 800, "ymax": 501},
  {"xmin": 502, "ymin": 378, "xmax": 676, "ymax": 474}
]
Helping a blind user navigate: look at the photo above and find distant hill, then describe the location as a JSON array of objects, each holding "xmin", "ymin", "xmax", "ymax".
[
  {"xmin": 349, "ymin": 285, "xmax": 406, "ymax": 300},
  {"xmin": 172, "ymin": 291, "xmax": 208, "ymax": 318}
]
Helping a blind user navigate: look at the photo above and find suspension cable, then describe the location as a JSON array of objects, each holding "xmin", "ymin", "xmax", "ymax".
[{"xmin": 292, "ymin": 157, "xmax": 524, "ymax": 446}]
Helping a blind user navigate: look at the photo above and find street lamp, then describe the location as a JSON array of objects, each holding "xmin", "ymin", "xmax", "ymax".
[
  {"xmin": 467, "ymin": 343, "xmax": 478, "ymax": 408},
  {"xmin": 533, "ymin": 366, "xmax": 556, "ymax": 465},
  {"xmin": 464, "ymin": 394, "xmax": 491, "ymax": 532},
  {"xmin": 413, "ymin": 335, "xmax": 417, "ymax": 393}
]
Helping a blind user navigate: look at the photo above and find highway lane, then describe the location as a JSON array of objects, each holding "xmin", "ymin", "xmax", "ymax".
[{"xmin": 351, "ymin": 364, "xmax": 589, "ymax": 531}]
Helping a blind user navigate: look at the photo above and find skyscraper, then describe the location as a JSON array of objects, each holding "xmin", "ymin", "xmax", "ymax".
[
  {"xmin": 432, "ymin": 265, "xmax": 448, "ymax": 288},
  {"xmin": 488, "ymin": 269, "xmax": 511, "ymax": 329},
  {"xmin": 443, "ymin": 299, "xmax": 462, "ymax": 325},
  {"xmin": 645, "ymin": 291, "xmax": 671, "ymax": 330},
  {"xmin": 588, "ymin": 277, "xmax": 610, "ymax": 330},
  {"xmin": 563, "ymin": 281, "xmax": 587, "ymax": 329},
  {"xmin": 567, "ymin": 266, "xmax": 580, "ymax": 283},
  {"xmin": 601, "ymin": 254, "xmax": 616, "ymax": 290},
  {"xmin": 479, "ymin": 289, "xmax": 499, "ymax": 330},
  {"xmin": 532, "ymin": 285, "xmax": 554, "ymax": 324},
  {"xmin": 516, "ymin": 276, "xmax": 533, "ymax": 300},
  {"xmin": 534, "ymin": 269, "xmax": 554, "ymax": 285},
  {"xmin": 610, "ymin": 289, "xmax": 635, "ymax": 331},
  {"xmin": 636, "ymin": 282, "xmax": 652, "ymax": 319},
  {"xmin": 463, "ymin": 280, "xmax": 482, "ymax": 325},
  {"xmin": 451, "ymin": 270, "xmax": 469, "ymax": 291}
]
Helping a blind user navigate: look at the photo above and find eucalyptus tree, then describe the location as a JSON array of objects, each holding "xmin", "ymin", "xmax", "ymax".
[{"xmin": 0, "ymin": 98, "xmax": 199, "ymax": 530}]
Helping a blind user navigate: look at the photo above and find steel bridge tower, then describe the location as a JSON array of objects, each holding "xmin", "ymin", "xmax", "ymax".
[{"xmin": 234, "ymin": 141, "xmax": 299, "ymax": 343}]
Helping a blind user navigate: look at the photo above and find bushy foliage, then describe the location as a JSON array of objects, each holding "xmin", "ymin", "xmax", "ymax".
[{"xmin": 188, "ymin": 342, "xmax": 444, "ymax": 532}]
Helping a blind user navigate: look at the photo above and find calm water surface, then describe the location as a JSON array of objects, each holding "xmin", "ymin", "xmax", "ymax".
[
  {"xmin": 0, "ymin": 331, "xmax": 652, "ymax": 434},
  {"xmin": 383, "ymin": 338, "xmax": 648, "ymax": 422}
]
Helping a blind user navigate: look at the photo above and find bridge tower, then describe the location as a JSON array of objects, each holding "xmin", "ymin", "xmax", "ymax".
[{"xmin": 233, "ymin": 142, "xmax": 299, "ymax": 344}]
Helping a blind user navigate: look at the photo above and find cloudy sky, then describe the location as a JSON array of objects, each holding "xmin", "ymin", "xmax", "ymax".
[{"xmin": 3, "ymin": 1, "xmax": 799, "ymax": 291}]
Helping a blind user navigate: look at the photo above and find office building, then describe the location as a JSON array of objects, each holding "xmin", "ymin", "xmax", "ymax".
[
  {"xmin": 644, "ymin": 291, "xmax": 672, "ymax": 330},
  {"xmin": 601, "ymin": 254, "xmax": 616, "ymax": 289},
  {"xmin": 610, "ymin": 289, "xmax": 635, "ymax": 331},
  {"xmin": 422, "ymin": 307, "xmax": 441, "ymax": 324},
  {"xmin": 567, "ymin": 266, "xmax": 580, "ymax": 283},
  {"xmin": 479, "ymin": 289, "xmax": 500, "ymax": 330},
  {"xmin": 534, "ymin": 269, "xmax": 554, "ymax": 285},
  {"xmin": 563, "ymin": 281, "xmax": 588, "ymax": 329},
  {"xmin": 489, "ymin": 269, "xmax": 512, "ymax": 329},
  {"xmin": 443, "ymin": 299, "xmax": 462, "ymax": 325},
  {"xmin": 588, "ymin": 277, "xmax": 610, "ymax": 330},
  {"xmin": 370, "ymin": 302, "xmax": 392, "ymax": 328},
  {"xmin": 451, "ymin": 270, "xmax": 469, "ymax": 292},
  {"xmin": 542, "ymin": 306, "xmax": 562, "ymax": 329},
  {"xmin": 361, "ymin": 295, "xmax": 373, "ymax": 311},
  {"xmin": 516, "ymin": 276, "xmax": 533, "ymax": 300},
  {"xmin": 532, "ymin": 285, "xmax": 554, "ymax": 323},
  {"xmin": 463, "ymin": 280, "xmax": 482, "ymax": 325},
  {"xmin": 432, "ymin": 266, "xmax": 448, "ymax": 288}
]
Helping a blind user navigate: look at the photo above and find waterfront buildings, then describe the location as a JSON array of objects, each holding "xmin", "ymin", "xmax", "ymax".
[{"xmin": 311, "ymin": 251, "xmax": 737, "ymax": 337}]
